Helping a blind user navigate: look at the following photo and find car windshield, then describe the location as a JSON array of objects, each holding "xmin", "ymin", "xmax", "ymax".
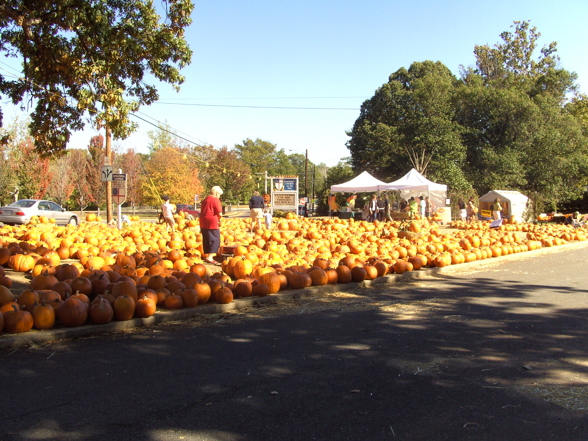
[{"xmin": 9, "ymin": 200, "xmax": 36, "ymax": 208}]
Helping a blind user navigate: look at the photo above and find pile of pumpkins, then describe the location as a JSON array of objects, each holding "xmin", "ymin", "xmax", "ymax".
[{"xmin": 0, "ymin": 213, "xmax": 586, "ymax": 334}]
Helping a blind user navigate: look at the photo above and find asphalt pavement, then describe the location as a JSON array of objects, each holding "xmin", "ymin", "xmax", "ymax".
[{"xmin": 1, "ymin": 243, "xmax": 587, "ymax": 441}]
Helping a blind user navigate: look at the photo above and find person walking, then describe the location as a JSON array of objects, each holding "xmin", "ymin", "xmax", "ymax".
[
  {"xmin": 248, "ymin": 190, "xmax": 265, "ymax": 232},
  {"xmin": 263, "ymin": 209, "xmax": 273, "ymax": 229},
  {"xmin": 161, "ymin": 196, "xmax": 176, "ymax": 234},
  {"xmin": 200, "ymin": 186, "xmax": 223, "ymax": 266},
  {"xmin": 491, "ymin": 198, "xmax": 503, "ymax": 221}
]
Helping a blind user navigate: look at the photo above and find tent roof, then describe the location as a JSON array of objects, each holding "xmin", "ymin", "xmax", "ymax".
[
  {"xmin": 479, "ymin": 190, "xmax": 528, "ymax": 203},
  {"xmin": 330, "ymin": 171, "xmax": 388, "ymax": 193},
  {"xmin": 380, "ymin": 168, "xmax": 447, "ymax": 192}
]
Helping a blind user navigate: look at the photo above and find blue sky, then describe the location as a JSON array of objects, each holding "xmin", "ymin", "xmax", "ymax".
[{"xmin": 2, "ymin": 0, "xmax": 587, "ymax": 167}]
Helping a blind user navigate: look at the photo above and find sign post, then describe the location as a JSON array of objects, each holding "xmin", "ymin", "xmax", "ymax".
[{"xmin": 112, "ymin": 173, "xmax": 127, "ymax": 228}]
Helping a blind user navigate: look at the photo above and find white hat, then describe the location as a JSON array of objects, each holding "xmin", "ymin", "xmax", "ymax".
[{"xmin": 211, "ymin": 185, "xmax": 223, "ymax": 195}]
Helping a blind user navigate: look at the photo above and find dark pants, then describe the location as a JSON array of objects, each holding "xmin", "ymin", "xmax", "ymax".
[{"xmin": 202, "ymin": 228, "xmax": 220, "ymax": 254}]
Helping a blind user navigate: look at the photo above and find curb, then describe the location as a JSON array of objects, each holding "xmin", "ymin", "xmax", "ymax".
[{"xmin": 1, "ymin": 240, "xmax": 587, "ymax": 350}]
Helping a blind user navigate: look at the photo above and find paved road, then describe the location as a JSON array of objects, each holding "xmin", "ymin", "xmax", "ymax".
[{"xmin": 1, "ymin": 246, "xmax": 587, "ymax": 441}]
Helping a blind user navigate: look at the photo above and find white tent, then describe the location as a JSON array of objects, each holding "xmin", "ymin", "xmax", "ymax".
[
  {"xmin": 330, "ymin": 171, "xmax": 388, "ymax": 193},
  {"xmin": 478, "ymin": 190, "xmax": 529, "ymax": 222},
  {"xmin": 380, "ymin": 168, "xmax": 449, "ymax": 222}
]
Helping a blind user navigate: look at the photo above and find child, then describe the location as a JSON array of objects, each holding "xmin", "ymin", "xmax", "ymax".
[
  {"xmin": 263, "ymin": 209, "xmax": 272, "ymax": 229},
  {"xmin": 161, "ymin": 195, "xmax": 176, "ymax": 233}
]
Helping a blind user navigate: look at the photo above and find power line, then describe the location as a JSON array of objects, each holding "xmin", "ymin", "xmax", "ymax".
[{"xmin": 155, "ymin": 102, "xmax": 359, "ymax": 110}]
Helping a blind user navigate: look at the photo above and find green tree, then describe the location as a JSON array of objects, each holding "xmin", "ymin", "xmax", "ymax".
[
  {"xmin": 346, "ymin": 60, "xmax": 467, "ymax": 187},
  {"xmin": 204, "ymin": 147, "xmax": 253, "ymax": 203},
  {"xmin": 0, "ymin": 0, "xmax": 193, "ymax": 155}
]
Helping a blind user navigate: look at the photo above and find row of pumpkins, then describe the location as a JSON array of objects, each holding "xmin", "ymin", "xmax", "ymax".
[{"xmin": 0, "ymin": 214, "xmax": 586, "ymax": 334}]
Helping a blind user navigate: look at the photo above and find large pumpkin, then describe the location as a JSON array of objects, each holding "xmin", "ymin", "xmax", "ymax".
[
  {"xmin": 258, "ymin": 272, "xmax": 281, "ymax": 294},
  {"xmin": 90, "ymin": 297, "xmax": 114, "ymax": 324},
  {"xmin": 3, "ymin": 304, "xmax": 34, "ymax": 333},
  {"xmin": 113, "ymin": 295, "xmax": 136, "ymax": 321},
  {"xmin": 32, "ymin": 301, "xmax": 56, "ymax": 330},
  {"xmin": 57, "ymin": 297, "xmax": 88, "ymax": 327}
]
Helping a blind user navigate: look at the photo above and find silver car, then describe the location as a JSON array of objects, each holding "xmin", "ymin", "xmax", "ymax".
[{"xmin": 0, "ymin": 199, "xmax": 79, "ymax": 226}]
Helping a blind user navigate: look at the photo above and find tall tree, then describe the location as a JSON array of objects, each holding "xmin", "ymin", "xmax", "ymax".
[
  {"xmin": 0, "ymin": 0, "xmax": 193, "ymax": 155},
  {"xmin": 47, "ymin": 153, "xmax": 75, "ymax": 207},
  {"xmin": 116, "ymin": 148, "xmax": 144, "ymax": 212},
  {"xmin": 68, "ymin": 149, "xmax": 92, "ymax": 211},
  {"xmin": 142, "ymin": 146, "xmax": 203, "ymax": 206},
  {"xmin": 86, "ymin": 135, "xmax": 105, "ymax": 208},
  {"xmin": 205, "ymin": 147, "xmax": 253, "ymax": 203},
  {"xmin": 346, "ymin": 60, "xmax": 467, "ymax": 188}
]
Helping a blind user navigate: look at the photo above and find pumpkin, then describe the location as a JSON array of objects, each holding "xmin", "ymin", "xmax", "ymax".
[
  {"xmin": 54, "ymin": 264, "xmax": 80, "ymax": 281},
  {"xmin": 180, "ymin": 288, "xmax": 199, "ymax": 308},
  {"xmin": 69, "ymin": 277, "xmax": 93, "ymax": 296},
  {"xmin": 113, "ymin": 295, "xmax": 136, "ymax": 321},
  {"xmin": 233, "ymin": 257, "xmax": 254, "ymax": 279},
  {"xmin": 164, "ymin": 293, "xmax": 184, "ymax": 310},
  {"xmin": 16, "ymin": 289, "xmax": 40, "ymax": 308},
  {"xmin": 90, "ymin": 297, "xmax": 114, "ymax": 324},
  {"xmin": 350, "ymin": 266, "xmax": 367, "ymax": 282},
  {"xmin": 233, "ymin": 280, "xmax": 253, "ymax": 297},
  {"xmin": 57, "ymin": 297, "xmax": 88, "ymax": 327},
  {"xmin": 252, "ymin": 283, "xmax": 269, "ymax": 297},
  {"xmin": 111, "ymin": 280, "xmax": 138, "ymax": 302},
  {"xmin": 32, "ymin": 301, "xmax": 56, "ymax": 330},
  {"xmin": 0, "ymin": 285, "xmax": 16, "ymax": 306},
  {"xmin": 3, "ymin": 304, "xmax": 34, "ymax": 333},
  {"xmin": 194, "ymin": 281, "xmax": 212, "ymax": 304},
  {"xmin": 258, "ymin": 272, "xmax": 281, "ymax": 294},
  {"xmin": 308, "ymin": 268, "xmax": 328, "ymax": 286},
  {"xmin": 8, "ymin": 253, "xmax": 36, "ymax": 272},
  {"xmin": 30, "ymin": 271, "xmax": 59, "ymax": 291},
  {"xmin": 135, "ymin": 296, "xmax": 156, "ymax": 318},
  {"xmin": 334, "ymin": 265, "xmax": 351, "ymax": 284},
  {"xmin": 215, "ymin": 287, "xmax": 233, "ymax": 304}
]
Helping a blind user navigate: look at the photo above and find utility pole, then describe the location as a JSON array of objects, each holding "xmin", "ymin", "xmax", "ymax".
[
  {"xmin": 105, "ymin": 125, "xmax": 113, "ymax": 224},
  {"xmin": 305, "ymin": 149, "xmax": 308, "ymax": 199}
]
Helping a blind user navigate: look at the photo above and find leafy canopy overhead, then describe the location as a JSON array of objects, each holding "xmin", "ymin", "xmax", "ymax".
[{"xmin": 0, "ymin": 0, "xmax": 193, "ymax": 156}]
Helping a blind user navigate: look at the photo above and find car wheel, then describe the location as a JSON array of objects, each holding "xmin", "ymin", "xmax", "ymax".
[{"xmin": 68, "ymin": 217, "xmax": 78, "ymax": 226}]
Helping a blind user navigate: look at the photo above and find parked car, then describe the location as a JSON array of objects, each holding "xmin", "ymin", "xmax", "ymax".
[
  {"xmin": 0, "ymin": 199, "xmax": 79, "ymax": 226},
  {"xmin": 175, "ymin": 204, "xmax": 200, "ymax": 218}
]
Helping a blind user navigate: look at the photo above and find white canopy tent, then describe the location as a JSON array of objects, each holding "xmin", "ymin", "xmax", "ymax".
[
  {"xmin": 330, "ymin": 171, "xmax": 388, "ymax": 193},
  {"xmin": 380, "ymin": 168, "xmax": 449, "ymax": 221},
  {"xmin": 478, "ymin": 190, "xmax": 529, "ymax": 222}
]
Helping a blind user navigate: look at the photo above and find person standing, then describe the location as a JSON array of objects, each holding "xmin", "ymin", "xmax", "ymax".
[
  {"xmin": 458, "ymin": 199, "xmax": 467, "ymax": 222},
  {"xmin": 376, "ymin": 195, "xmax": 385, "ymax": 221},
  {"xmin": 248, "ymin": 190, "xmax": 265, "ymax": 232},
  {"xmin": 368, "ymin": 194, "xmax": 378, "ymax": 222},
  {"xmin": 408, "ymin": 197, "xmax": 418, "ymax": 219},
  {"xmin": 161, "ymin": 196, "xmax": 176, "ymax": 233},
  {"xmin": 419, "ymin": 195, "xmax": 426, "ymax": 218},
  {"xmin": 200, "ymin": 186, "xmax": 223, "ymax": 265},
  {"xmin": 383, "ymin": 195, "xmax": 392, "ymax": 221},
  {"xmin": 491, "ymin": 198, "xmax": 502, "ymax": 221},
  {"xmin": 466, "ymin": 197, "xmax": 478, "ymax": 222}
]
